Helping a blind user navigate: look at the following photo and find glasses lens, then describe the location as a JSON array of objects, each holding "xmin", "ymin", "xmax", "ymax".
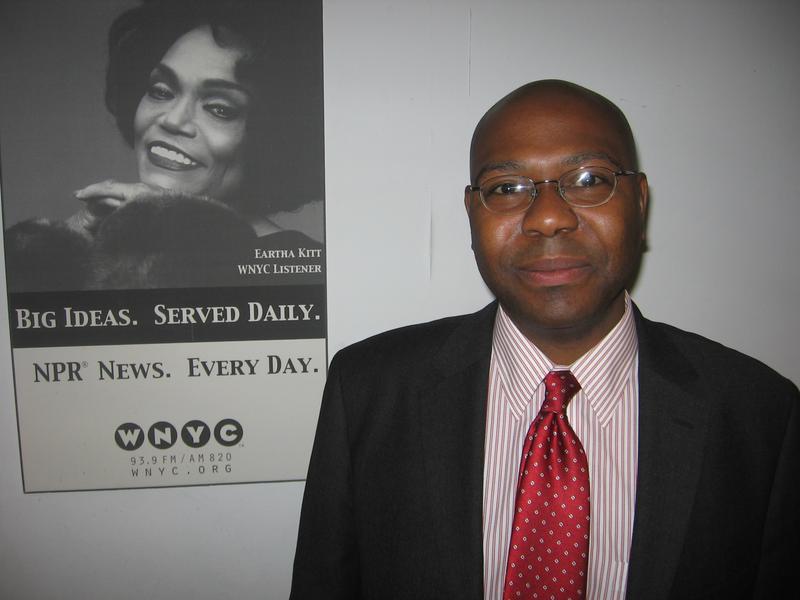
[
  {"xmin": 479, "ymin": 176, "xmax": 534, "ymax": 213},
  {"xmin": 560, "ymin": 167, "xmax": 616, "ymax": 207}
]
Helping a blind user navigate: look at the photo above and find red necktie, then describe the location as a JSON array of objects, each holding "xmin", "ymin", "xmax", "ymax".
[{"xmin": 503, "ymin": 370, "xmax": 589, "ymax": 599}]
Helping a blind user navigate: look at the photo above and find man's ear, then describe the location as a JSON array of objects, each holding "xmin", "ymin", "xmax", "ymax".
[
  {"xmin": 464, "ymin": 185, "xmax": 475, "ymax": 215},
  {"xmin": 464, "ymin": 186, "xmax": 478, "ymax": 251},
  {"xmin": 637, "ymin": 173, "xmax": 649, "ymax": 217},
  {"xmin": 637, "ymin": 173, "xmax": 649, "ymax": 243}
]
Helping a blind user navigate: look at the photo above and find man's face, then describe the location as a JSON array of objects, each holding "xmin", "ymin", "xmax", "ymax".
[{"xmin": 465, "ymin": 92, "xmax": 648, "ymax": 344}]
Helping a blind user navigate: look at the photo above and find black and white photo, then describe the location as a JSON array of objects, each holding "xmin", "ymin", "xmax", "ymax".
[{"xmin": 0, "ymin": 0, "xmax": 327, "ymax": 492}]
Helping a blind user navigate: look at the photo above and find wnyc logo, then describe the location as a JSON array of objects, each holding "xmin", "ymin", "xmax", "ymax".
[{"xmin": 115, "ymin": 419, "xmax": 243, "ymax": 451}]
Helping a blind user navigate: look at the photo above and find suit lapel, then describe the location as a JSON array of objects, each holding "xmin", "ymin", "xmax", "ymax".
[
  {"xmin": 417, "ymin": 303, "xmax": 495, "ymax": 599},
  {"xmin": 626, "ymin": 311, "xmax": 713, "ymax": 599},
  {"xmin": 412, "ymin": 304, "xmax": 714, "ymax": 598}
]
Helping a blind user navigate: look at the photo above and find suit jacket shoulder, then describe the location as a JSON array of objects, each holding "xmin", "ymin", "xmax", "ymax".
[
  {"xmin": 331, "ymin": 303, "xmax": 496, "ymax": 380},
  {"xmin": 291, "ymin": 303, "xmax": 496, "ymax": 600},
  {"xmin": 628, "ymin": 309, "xmax": 799, "ymax": 599},
  {"xmin": 636, "ymin": 311, "xmax": 797, "ymax": 412}
]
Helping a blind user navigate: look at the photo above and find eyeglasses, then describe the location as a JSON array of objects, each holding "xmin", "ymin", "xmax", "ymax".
[{"xmin": 467, "ymin": 166, "xmax": 640, "ymax": 213}]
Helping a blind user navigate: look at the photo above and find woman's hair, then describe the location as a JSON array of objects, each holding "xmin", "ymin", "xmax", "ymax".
[{"xmin": 104, "ymin": 0, "xmax": 324, "ymax": 214}]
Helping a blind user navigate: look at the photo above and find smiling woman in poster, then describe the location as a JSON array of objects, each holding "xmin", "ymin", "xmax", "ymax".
[{"xmin": 4, "ymin": 0, "xmax": 324, "ymax": 291}]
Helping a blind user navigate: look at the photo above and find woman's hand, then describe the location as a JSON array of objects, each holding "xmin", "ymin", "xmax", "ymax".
[{"xmin": 66, "ymin": 180, "xmax": 167, "ymax": 237}]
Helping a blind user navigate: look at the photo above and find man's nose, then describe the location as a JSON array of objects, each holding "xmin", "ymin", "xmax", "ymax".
[{"xmin": 520, "ymin": 181, "xmax": 579, "ymax": 237}]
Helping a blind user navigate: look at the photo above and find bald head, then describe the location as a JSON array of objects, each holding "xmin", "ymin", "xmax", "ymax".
[{"xmin": 470, "ymin": 80, "xmax": 639, "ymax": 183}]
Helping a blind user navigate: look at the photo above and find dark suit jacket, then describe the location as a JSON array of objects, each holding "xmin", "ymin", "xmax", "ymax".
[{"xmin": 291, "ymin": 303, "xmax": 799, "ymax": 599}]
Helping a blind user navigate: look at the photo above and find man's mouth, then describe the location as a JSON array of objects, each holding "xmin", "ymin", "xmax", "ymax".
[
  {"xmin": 146, "ymin": 142, "xmax": 201, "ymax": 170},
  {"xmin": 517, "ymin": 257, "xmax": 591, "ymax": 286}
]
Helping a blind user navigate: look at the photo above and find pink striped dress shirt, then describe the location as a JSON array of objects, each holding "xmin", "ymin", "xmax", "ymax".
[{"xmin": 483, "ymin": 295, "xmax": 639, "ymax": 600}]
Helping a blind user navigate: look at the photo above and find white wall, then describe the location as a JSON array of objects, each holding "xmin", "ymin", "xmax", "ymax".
[{"xmin": 1, "ymin": 1, "xmax": 797, "ymax": 598}]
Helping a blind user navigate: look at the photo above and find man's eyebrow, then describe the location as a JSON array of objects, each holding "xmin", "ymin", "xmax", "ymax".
[
  {"xmin": 474, "ymin": 153, "xmax": 627, "ymax": 183},
  {"xmin": 562, "ymin": 152, "xmax": 624, "ymax": 170},
  {"xmin": 473, "ymin": 160, "xmax": 525, "ymax": 184}
]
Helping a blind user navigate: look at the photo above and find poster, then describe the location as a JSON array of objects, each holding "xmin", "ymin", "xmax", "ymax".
[{"xmin": 0, "ymin": 0, "xmax": 326, "ymax": 492}]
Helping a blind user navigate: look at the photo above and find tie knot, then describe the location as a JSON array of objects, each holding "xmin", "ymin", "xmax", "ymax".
[{"xmin": 541, "ymin": 370, "xmax": 581, "ymax": 414}]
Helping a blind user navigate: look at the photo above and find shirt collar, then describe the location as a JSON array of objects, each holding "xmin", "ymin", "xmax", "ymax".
[{"xmin": 491, "ymin": 293, "xmax": 638, "ymax": 424}]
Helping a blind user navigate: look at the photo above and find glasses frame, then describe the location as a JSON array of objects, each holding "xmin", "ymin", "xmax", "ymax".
[{"xmin": 467, "ymin": 167, "xmax": 640, "ymax": 213}]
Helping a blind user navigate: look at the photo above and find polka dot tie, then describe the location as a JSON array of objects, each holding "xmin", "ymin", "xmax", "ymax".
[{"xmin": 503, "ymin": 370, "xmax": 589, "ymax": 600}]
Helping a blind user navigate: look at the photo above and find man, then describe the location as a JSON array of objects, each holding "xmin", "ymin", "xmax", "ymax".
[{"xmin": 290, "ymin": 80, "xmax": 798, "ymax": 599}]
